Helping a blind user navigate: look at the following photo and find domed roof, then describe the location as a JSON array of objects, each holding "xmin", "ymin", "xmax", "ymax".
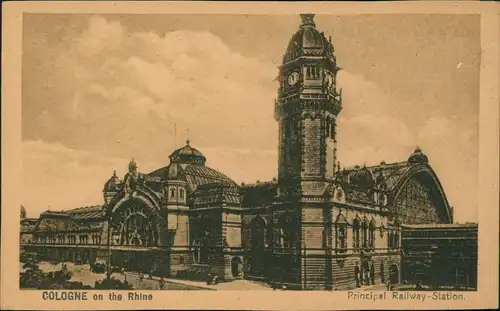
[
  {"xmin": 103, "ymin": 170, "xmax": 121, "ymax": 192},
  {"xmin": 408, "ymin": 147, "xmax": 429, "ymax": 164},
  {"xmin": 169, "ymin": 139, "xmax": 206, "ymax": 165},
  {"xmin": 148, "ymin": 140, "xmax": 237, "ymax": 194},
  {"xmin": 283, "ymin": 14, "xmax": 336, "ymax": 64}
]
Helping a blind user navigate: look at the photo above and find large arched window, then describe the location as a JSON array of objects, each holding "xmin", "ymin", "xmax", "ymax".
[
  {"xmin": 193, "ymin": 231, "xmax": 215, "ymax": 264},
  {"xmin": 352, "ymin": 217, "xmax": 361, "ymax": 250},
  {"xmin": 249, "ymin": 216, "xmax": 267, "ymax": 250},
  {"xmin": 122, "ymin": 213, "xmax": 154, "ymax": 247},
  {"xmin": 361, "ymin": 218, "xmax": 369, "ymax": 249},
  {"xmin": 369, "ymin": 220, "xmax": 376, "ymax": 249},
  {"xmin": 335, "ymin": 213, "xmax": 348, "ymax": 253}
]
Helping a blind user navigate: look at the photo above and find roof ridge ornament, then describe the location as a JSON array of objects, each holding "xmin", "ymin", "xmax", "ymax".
[{"xmin": 300, "ymin": 14, "xmax": 316, "ymax": 28}]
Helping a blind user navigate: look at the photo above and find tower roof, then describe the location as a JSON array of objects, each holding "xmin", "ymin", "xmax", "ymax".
[
  {"xmin": 283, "ymin": 14, "xmax": 336, "ymax": 64},
  {"xmin": 169, "ymin": 139, "xmax": 207, "ymax": 165},
  {"xmin": 103, "ymin": 170, "xmax": 121, "ymax": 192}
]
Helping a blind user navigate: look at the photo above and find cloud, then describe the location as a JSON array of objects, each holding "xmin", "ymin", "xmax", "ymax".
[
  {"xmin": 336, "ymin": 72, "xmax": 478, "ymax": 222},
  {"xmin": 335, "ymin": 71, "xmax": 415, "ymax": 167},
  {"xmin": 24, "ymin": 15, "xmax": 279, "ymax": 163},
  {"xmin": 415, "ymin": 116, "xmax": 478, "ymax": 222},
  {"xmin": 336, "ymin": 71, "xmax": 392, "ymax": 118},
  {"xmin": 21, "ymin": 139, "xmax": 278, "ymax": 218},
  {"xmin": 22, "ymin": 139, "xmax": 162, "ymax": 218}
]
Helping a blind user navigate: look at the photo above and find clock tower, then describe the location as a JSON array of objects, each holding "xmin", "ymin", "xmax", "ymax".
[{"xmin": 275, "ymin": 14, "xmax": 342, "ymax": 198}]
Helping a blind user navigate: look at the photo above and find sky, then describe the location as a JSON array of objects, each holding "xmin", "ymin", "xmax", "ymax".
[{"xmin": 22, "ymin": 14, "xmax": 480, "ymax": 222}]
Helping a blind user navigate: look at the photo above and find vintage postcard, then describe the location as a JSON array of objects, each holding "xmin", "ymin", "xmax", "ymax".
[{"xmin": 1, "ymin": 1, "xmax": 499, "ymax": 310}]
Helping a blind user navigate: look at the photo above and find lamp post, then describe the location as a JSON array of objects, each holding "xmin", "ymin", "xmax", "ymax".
[
  {"xmin": 106, "ymin": 219, "xmax": 112, "ymax": 280},
  {"xmin": 102, "ymin": 201, "xmax": 113, "ymax": 281}
]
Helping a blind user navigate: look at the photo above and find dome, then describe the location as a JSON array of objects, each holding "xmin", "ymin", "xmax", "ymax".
[
  {"xmin": 149, "ymin": 139, "xmax": 237, "ymax": 193},
  {"xmin": 408, "ymin": 147, "xmax": 429, "ymax": 164},
  {"xmin": 169, "ymin": 139, "xmax": 206, "ymax": 165},
  {"xmin": 282, "ymin": 14, "xmax": 336, "ymax": 64},
  {"xmin": 103, "ymin": 170, "xmax": 121, "ymax": 192}
]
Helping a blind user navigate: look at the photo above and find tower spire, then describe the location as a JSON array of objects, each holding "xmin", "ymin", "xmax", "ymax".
[{"xmin": 300, "ymin": 14, "xmax": 316, "ymax": 28}]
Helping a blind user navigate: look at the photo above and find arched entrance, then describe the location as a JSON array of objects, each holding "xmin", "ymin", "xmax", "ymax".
[
  {"xmin": 248, "ymin": 216, "xmax": 267, "ymax": 276},
  {"xmin": 109, "ymin": 197, "xmax": 163, "ymax": 247},
  {"xmin": 231, "ymin": 257, "xmax": 243, "ymax": 278},
  {"xmin": 407, "ymin": 263, "xmax": 430, "ymax": 284},
  {"xmin": 389, "ymin": 264, "xmax": 399, "ymax": 284},
  {"xmin": 107, "ymin": 194, "xmax": 164, "ymax": 272}
]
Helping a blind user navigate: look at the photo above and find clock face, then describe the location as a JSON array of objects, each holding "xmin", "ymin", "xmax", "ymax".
[{"xmin": 287, "ymin": 72, "xmax": 299, "ymax": 86}]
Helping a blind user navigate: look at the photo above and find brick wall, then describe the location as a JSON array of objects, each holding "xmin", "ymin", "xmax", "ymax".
[{"xmin": 302, "ymin": 118, "xmax": 322, "ymax": 177}]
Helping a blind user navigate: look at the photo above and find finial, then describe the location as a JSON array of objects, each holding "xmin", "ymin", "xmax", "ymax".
[
  {"xmin": 113, "ymin": 170, "xmax": 117, "ymax": 177},
  {"xmin": 300, "ymin": 14, "xmax": 316, "ymax": 28},
  {"xmin": 186, "ymin": 138, "xmax": 190, "ymax": 146}
]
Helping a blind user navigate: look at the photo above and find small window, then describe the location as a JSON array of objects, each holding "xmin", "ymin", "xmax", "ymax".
[
  {"xmin": 179, "ymin": 189, "xmax": 184, "ymax": 200},
  {"xmin": 170, "ymin": 188, "xmax": 175, "ymax": 199}
]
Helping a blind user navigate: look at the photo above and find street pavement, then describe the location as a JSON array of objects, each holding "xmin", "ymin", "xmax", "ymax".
[{"xmin": 22, "ymin": 261, "xmax": 272, "ymax": 290}]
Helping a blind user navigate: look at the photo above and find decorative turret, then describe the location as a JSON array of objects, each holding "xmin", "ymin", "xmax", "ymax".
[
  {"xmin": 20, "ymin": 205, "xmax": 26, "ymax": 219},
  {"xmin": 163, "ymin": 139, "xmax": 196, "ymax": 206},
  {"xmin": 103, "ymin": 170, "xmax": 121, "ymax": 204}
]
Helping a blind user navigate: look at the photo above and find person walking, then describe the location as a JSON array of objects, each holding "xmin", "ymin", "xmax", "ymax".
[{"xmin": 354, "ymin": 262, "xmax": 360, "ymax": 288}]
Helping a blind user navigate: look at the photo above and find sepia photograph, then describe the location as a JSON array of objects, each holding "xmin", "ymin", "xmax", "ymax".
[
  {"xmin": 2, "ymin": 2, "xmax": 499, "ymax": 310},
  {"xmin": 19, "ymin": 12, "xmax": 479, "ymax": 292}
]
